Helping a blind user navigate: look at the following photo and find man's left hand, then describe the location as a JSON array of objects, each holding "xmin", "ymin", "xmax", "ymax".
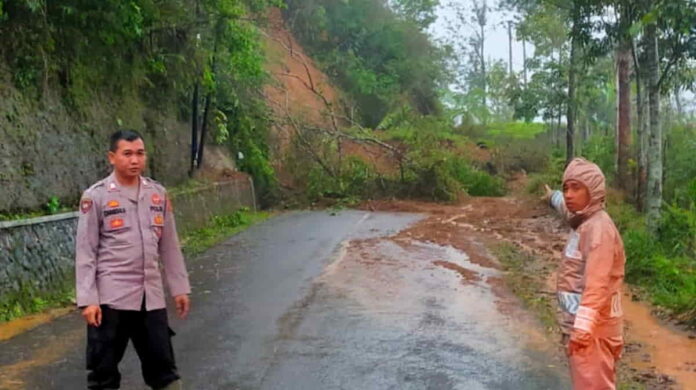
[
  {"xmin": 567, "ymin": 330, "xmax": 592, "ymax": 356},
  {"xmin": 174, "ymin": 294, "xmax": 190, "ymax": 319}
]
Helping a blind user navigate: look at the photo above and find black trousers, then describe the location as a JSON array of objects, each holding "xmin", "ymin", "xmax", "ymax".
[{"xmin": 86, "ymin": 303, "xmax": 179, "ymax": 389}]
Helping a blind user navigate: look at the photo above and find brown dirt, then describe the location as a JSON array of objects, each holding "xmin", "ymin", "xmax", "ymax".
[
  {"xmin": 340, "ymin": 139, "xmax": 401, "ymax": 176},
  {"xmin": 0, "ymin": 307, "xmax": 74, "ymax": 342},
  {"xmin": 360, "ymin": 179, "xmax": 696, "ymax": 390},
  {"xmin": 261, "ymin": 9, "xmax": 407, "ymax": 188},
  {"xmin": 432, "ymin": 260, "xmax": 482, "ymax": 282},
  {"xmin": 261, "ymin": 8, "xmax": 341, "ymax": 188},
  {"xmin": 262, "ymin": 9, "xmax": 338, "ymax": 129},
  {"xmin": 193, "ymin": 145, "xmax": 251, "ymax": 182}
]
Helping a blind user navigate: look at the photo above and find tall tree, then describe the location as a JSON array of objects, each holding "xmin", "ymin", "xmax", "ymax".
[
  {"xmin": 522, "ymin": 37, "xmax": 528, "ymax": 85},
  {"xmin": 473, "ymin": 0, "xmax": 488, "ymax": 115},
  {"xmin": 616, "ymin": 42, "xmax": 632, "ymax": 189},
  {"xmin": 643, "ymin": 0, "xmax": 696, "ymax": 231},
  {"xmin": 508, "ymin": 21, "xmax": 514, "ymax": 76},
  {"xmin": 565, "ymin": 2, "xmax": 584, "ymax": 164},
  {"xmin": 645, "ymin": 21, "xmax": 661, "ymax": 233},
  {"xmin": 632, "ymin": 37, "xmax": 648, "ymax": 210}
]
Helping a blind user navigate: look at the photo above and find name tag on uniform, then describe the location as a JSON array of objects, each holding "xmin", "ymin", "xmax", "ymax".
[{"xmin": 104, "ymin": 208, "xmax": 126, "ymax": 217}]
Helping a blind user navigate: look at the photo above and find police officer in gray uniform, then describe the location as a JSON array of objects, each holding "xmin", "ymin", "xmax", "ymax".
[{"xmin": 75, "ymin": 130, "xmax": 190, "ymax": 390}]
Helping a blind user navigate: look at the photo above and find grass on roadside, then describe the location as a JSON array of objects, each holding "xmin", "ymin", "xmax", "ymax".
[
  {"xmin": 607, "ymin": 198, "xmax": 696, "ymax": 329},
  {"xmin": 0, "ymin": 283, "xmax": 75, "ymax": 323},
  {"xmin": 181, "ymin": 207, "xmax": 271, "ymax": 256},
  {"xmin": 493, "ymin": 243, "xmax": 557, "ymax": 331}
]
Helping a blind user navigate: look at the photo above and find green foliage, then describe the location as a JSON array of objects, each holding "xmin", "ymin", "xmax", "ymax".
[
  {"xmin": 306, "ymin": 156, "xmax": 378, "ymax": 202},
  {"xmin": 486, "ymin": 121, "xmax": 547, "ymax": 140},
  {"xmin": 623, "ymin": 227, "xmax": 696, "ymax": 327},
  {"xmin": 229, "ymin": 106, "xmax": 278, "ymax": 206},
  {"xmin": 295, "ymin": 116, "xmax": 505, "ymax": 204},
  {"xmin": 657, "ymin": 203, "xmax": 696, "ymax": 258},
  {"xmin": 0, "ymin": 210, "xmax": 44, "ymax": 222},
  {"xmin": 664, "ymin": 124, "xmax": 696, "ymax": 207},
  {"xmin": 398, "ymin": 119, "xmax": 505, "ymax": 199},
  {"xmin": 579, "ymin": 134, "xmax": 615, "ymax": 182},
  {"xmin": 284, "ymin": 0, "xmax": 446, "ymax": 127},
  {"xmin": 391, "ymin": 0, "xmax": 439, "ymax": 30},
  {"xmin": 608, "ymin": 198, "xmax": 696, "ymax": 328},
  {"xmin": 1, "ymin": 0, "xmax": 280, "ymax": 203},
  {"xmin": 0, "ymin": 197, "xmax": 73, "ymax": 221},
  {"xmin": 44, "ymin": 196, "xmax": 61, "ymax": 214},
  {"xmin": 525, "ymin": 154, "xmax": 565, "ymax": 194},
  {"xmin": 0, "ymin": 279, "xmax": 74, "ymax": 323},
  {"xmin": 446, "ymin": 158, "xmax": 505, "ymax": 197},
  {"xmin": 182, "ymin": 207, "xmax": 271, "ymax": 256},
  {"xmin": 508, "ymin": 59, "xmax": 567, "ymax": 123},
  {"xmin": 403, "ymin": 152, "xmax": 504, "ymax": 200}
]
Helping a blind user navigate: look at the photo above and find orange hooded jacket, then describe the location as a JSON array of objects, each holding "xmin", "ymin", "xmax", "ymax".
[{"xmin": 550, "ymin": 158, "xmax": 625, "ymax": 339}]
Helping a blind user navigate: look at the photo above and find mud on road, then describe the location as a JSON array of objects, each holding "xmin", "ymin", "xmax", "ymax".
[{"xmin": 363, "ymin": 193, "xmax": 696, "ymax": 390}]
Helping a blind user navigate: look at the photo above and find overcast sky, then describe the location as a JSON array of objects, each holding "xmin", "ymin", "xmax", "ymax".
[
  {"xmin": 425, "ymin": 0, "xmax": 695, "ymax": 111},
  {"xmin": 428, "ymin": 0, "xmax": 534, "ymax": 73}
]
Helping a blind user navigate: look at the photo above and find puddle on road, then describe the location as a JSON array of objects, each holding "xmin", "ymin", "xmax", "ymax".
[
  {"xmin": 432, "ymin": 260, "xmax": 481, "ymax": 282},
  {"xmin": 319, "ymin": 234, "xmax": 566, "ymax": 380},
  {"xmin": 411, "ymin": 241, "xmax": 499, "ymax": 283}
]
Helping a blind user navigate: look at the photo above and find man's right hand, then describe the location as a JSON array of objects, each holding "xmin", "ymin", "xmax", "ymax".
[
  {"xmin": 82, "ymin": 305, "xmax": 102, "ymax": 327},
  {"xmin": 541, "ymin": 184, "xmax": 554, "ymax": 202}
]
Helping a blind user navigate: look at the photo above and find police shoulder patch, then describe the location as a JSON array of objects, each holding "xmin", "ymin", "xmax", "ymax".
[{"xmin": 80, "ymin": 198, "xmax": 93, "ymax": 214}]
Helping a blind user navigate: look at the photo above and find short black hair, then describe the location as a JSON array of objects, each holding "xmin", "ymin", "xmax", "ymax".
[{"xmin": 109, "ymin": 129, "xmax": 143, "ymax": 152}]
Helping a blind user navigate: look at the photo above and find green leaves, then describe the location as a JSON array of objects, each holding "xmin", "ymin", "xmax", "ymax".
[
  {"xmin": 285, "ymin": 0, "xmax": 445, "ymax": 127},
  {"xmin": 44, "ymin": 196, "xmax": 62, "ymax": 215}
]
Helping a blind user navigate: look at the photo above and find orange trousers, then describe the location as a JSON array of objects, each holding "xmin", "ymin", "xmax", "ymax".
[{"xmin": 566, "ymin": 335, "xmax": 623, "ymax": 390}]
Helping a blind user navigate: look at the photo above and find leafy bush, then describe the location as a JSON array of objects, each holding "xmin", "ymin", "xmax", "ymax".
[
  {"xmin": 306, "ymin": 156, "xmax": 379, "ymax": 201},
  {"xmin": 665, "ymin": 124, "xmax": 696, "ymax": 207},
  {"xmin": 400, "ymin": 120, "xmax": 505, "ymax": 200},
  {"xmin": 526, "ymin": 154, "xmax": 565, "ymax": 194},
  {"xmin": 579, "ymin": 134, "xmax": 615, "ymax": 182},
  {"xmin": 444, "ymin": 156, "xmax": 505, "ymax": 196},
  {"xmin": 610, "ymin": 200, "xmax": 696, "ymax": 328},
  {"xmin": 657, "ymin": 204, "xmax": 696, "ymax": 258},
  {"xmin": 486, "ymin": 122, "xmax": 548, "ymax": 140}
]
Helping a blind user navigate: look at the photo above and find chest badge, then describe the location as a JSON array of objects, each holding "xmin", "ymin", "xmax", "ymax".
[
  {"xmin": 151, "ymin": 193, "xmax": 162, "ymax": 205},
  {"xmin": 154, "ymin": 215, "xmax": 164, "ymax": 225},
  {"xmin": 107, "ymin": 200, "xmax": 120, "ymax": 208},
  {"xmin": 110, "ymin": 218, "xmax": 125, "ymax": 229}
]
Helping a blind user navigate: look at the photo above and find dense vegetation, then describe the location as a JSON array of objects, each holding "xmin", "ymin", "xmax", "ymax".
[
  {"xmin": 0, "ymin": 0, "xmax": 279, "ymax": 203},
  {"xmin": 284, "ymin": 0, "xmax": 447, "ymax": 127},
  {"xmin": 0, "ymin": 0, "xmax": 693, "ymax": 325}
]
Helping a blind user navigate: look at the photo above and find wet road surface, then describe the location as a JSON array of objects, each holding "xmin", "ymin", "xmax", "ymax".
[{"xmin": 0, "ymin": 210, "xmax": 570, "ymax": 389}]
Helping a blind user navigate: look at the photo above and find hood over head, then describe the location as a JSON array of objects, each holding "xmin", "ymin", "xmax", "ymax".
[{"xmin": 563, "ymin": 158, "xmax": 606, "ymax": 227}]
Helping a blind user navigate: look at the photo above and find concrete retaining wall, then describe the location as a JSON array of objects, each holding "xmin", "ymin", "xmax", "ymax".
[{"xmin": 0, "ymin": 177, "xmax": 255, "ymax": 309}]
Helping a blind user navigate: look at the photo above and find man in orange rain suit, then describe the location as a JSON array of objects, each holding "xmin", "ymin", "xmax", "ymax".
[{"xmin": 545, "ymin": 158, "xmax": 625, "ymax": 390}]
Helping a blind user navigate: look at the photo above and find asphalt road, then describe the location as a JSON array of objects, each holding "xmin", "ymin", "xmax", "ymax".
[{"xmin": 0, "ymin": 210, "xmax": 570, "ymax": 389}]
